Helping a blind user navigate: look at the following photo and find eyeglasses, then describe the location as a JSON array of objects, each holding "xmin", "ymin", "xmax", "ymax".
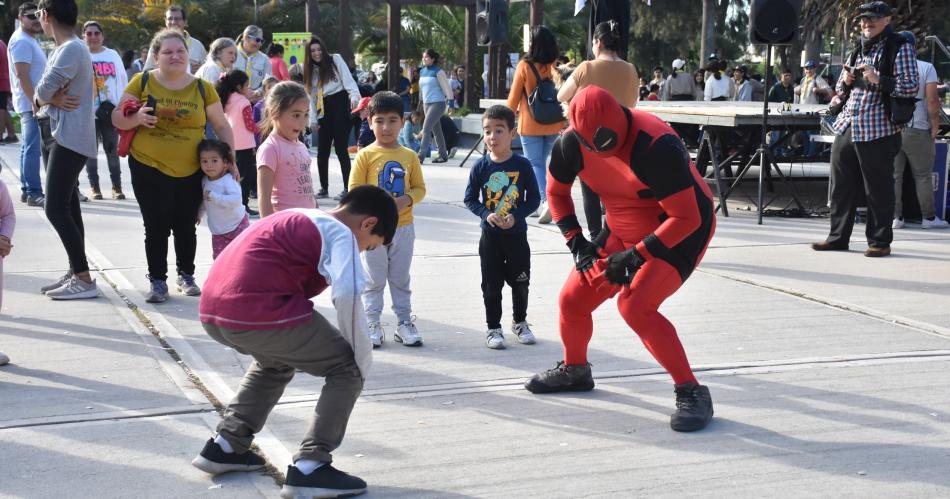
[
  {"xmin": 84, "ymin": 31, "xmax": 102, "ymax": 37},
  {"xmin": 165, "ymin": 16, "xmax": 184, "ymax": 22},
  {"xmin": 24, "ymin": 10, "xmax": 40, "ymax": 20},
  {"xmin": 247, "ymin": 36, "xmax": 264, "ymax": 44}
]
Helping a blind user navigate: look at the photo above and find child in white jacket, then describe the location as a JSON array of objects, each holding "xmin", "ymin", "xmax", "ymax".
[{"xmin": 198, "ymin": 140, "xmax": 249, "ymax": 259}]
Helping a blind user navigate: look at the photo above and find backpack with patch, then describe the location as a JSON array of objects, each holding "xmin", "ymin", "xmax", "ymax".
[
  {"xmin": 522, "ymin": 61, "xmax": 565, "ymax": 125},
  {"xmin": 378, "ymin": 160, "xmax": 406, "ymax": 198}
]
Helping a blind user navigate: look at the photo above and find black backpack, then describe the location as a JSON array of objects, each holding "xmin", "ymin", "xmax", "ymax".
[
  {"xmin": 439, "ymin": 115, "xmax": 460, "ymax": 150},
  {"xmin": 843, "ymin": 33, "xmax": 918, "ymax": 125},
  {"xmin": 522, "ymin": 61, "xmax": 564, "ymax": 125}
]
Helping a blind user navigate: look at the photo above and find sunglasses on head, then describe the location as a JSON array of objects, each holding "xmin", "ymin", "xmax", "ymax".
[
  {"xmin": 247, "ymin": 35, "xmax": 264, "ymax": 44},
  {"xmin": 24, "ymin": 10, "xmax": 40, "ymax": 20}
]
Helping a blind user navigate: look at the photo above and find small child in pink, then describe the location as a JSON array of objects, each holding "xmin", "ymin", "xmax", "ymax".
[
  {"xmin": 198, "ymin": 140, "xmax": 249, "ymax": 259},
  {"xmin": 0, "ymin": 178, "xmax": 16, "ymax": 366},
  {"xmin": 256, "ymin": 82, "xmax": 316, "ymax": 217},
  {"xmin": 216, "ymin": 70, "xmax": 259, "ymax": 214}
]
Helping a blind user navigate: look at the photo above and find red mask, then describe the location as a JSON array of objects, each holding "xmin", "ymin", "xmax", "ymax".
[{"xmin": 568, "ymin": 85, "xmax": 630, "ymax": 157}]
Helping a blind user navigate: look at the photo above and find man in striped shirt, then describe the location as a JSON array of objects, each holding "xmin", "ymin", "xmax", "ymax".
[{"xmin": 813, "ymin": 1, "xmax": 918, "ymax": 257}]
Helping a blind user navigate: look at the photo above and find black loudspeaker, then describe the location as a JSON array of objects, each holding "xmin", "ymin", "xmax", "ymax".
[
  {"xmin": 750, "ymin": 0, "xmax": 802, "ymax": 45},
  {"xmin": 476, "ymin": 0, "xmax": 508, "ymax": 46}
]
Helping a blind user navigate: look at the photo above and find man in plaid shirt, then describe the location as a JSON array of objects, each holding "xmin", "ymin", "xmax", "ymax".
[{"xmin": 813, "ymin": 1, "xmax": 918, "ymax": 257}]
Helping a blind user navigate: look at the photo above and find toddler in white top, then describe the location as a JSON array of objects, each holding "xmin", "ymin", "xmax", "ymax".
[{"xmin": 198, "ymin": 140, "xmax": 250, "ymax": 259}]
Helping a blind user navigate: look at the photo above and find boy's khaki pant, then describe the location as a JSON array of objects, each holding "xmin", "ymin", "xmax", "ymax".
[{"xmin": 203, "ymin": 311, "xmax": 364, "ymax": 463}]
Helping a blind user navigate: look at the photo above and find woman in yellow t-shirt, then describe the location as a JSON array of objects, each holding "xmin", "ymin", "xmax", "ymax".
[{"xmin": 112, "ymin": 29, "xmax": 236, "ymax": 303}]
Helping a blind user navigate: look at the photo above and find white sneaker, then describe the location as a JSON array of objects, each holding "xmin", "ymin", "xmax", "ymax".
[
  {"xmin": 368, "ymin": 321, "xmax": 385, "ymax": 348},
  {"xmin": 486, "ymin": 328, "xmax": 506, "ymax": 349},
  {"xmin": 892, "ymin": 218, "xmax": 905, "ymax": 229},
  {"xmin": 41, "ymin": 271, "xmax": 73, "ymax": 294},
  {"xmin": 46, "ymin": 276, "xmax": 99, "ymax": 300},
  {"xmin": 394, "ymin": 317, "xmax": 423, "ymax": 346},
  {"xmin": 511, "ymin": 321, "xmax": 536, "ymax": 345},
  {"xmin": 0, "ymin": 351, "xmax": 9, "ymax": 366},
  {"xmin": 538, "ymin": 202, "xmax": 553, "ymax": 224},
  {"xmin": 922, "ymin": 217, "xmax": 950, "ymax": 229}
]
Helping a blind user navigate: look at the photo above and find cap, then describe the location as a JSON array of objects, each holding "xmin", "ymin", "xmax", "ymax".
[
  {"xmin": 672, "ymin": 59, "xmax": 686, "ymax": 70},
  {"xmin": 804, "ymin": 59, "xmax": 817, "ymax": 69},
  {"xmin": 352, "ymin": 96, "xmax": 371, "ymax": 114},
  {"xmin": 854, "ymin": 1, "xmax": 893, "ymax": 20},
  {"xmin": 243, "ymin": 25, "xmax": 264, "ymax": 39},
  {"xmin": 899, "ymin": 30, "xmax": 916, "ymax": 46},
  {"xmin": 708, "ymin": 53, "xmax": 719, "ymax": 60}
]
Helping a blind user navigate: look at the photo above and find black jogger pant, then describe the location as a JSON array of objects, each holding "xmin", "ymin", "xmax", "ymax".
[
  {"xmin": 479, "ymin": 229, "xmax": 531, "ymax": 330},
  {"xmin": 317, "ymin": 91, "xmax": 353, "ymax": 192},
  {"xmin": 827, "ymin": 127, "xmax": 902, "ymax": 249},
  {"xmin": 129, "ymin": 156, "xmax": 203, "ymax": 281},
  {"xmin": 45, "ymin": 142, "xmax": 90, "ymax": 274},
  {"xmin": 236, "ymin": 148, "xmax": 256, "ymax": 208}
]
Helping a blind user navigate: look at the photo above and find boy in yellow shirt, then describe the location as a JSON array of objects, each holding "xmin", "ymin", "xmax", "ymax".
[{"xmin": 349, "ymin": 91, "xmax": 427, "ymax": 347}]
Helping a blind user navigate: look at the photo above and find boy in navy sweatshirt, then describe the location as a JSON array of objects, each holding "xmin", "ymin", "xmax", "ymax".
[{"xmin": 464, "ymin": 105, "xmax": 541, "ymax": 349}]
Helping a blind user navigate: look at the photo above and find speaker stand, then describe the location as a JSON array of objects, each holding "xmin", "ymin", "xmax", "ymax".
[{"xmin": 754, "ymin": 43, "xmax": 806, "ymax": 224}]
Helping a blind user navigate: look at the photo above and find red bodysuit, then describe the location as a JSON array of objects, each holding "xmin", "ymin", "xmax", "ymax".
[{"xmin": 547, "ymin": 86, "xmax": 716, "ymax": 385}]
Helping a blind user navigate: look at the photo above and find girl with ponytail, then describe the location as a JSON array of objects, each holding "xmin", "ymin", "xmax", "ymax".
[{"xmin": 216, "ymin": 69, "xmax": 258, "ymax": 213}]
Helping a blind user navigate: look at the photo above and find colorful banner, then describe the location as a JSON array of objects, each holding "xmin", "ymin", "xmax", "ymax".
[{"xmin": 272, "ymin": 32, "xmax": 312, "ymax": 67}]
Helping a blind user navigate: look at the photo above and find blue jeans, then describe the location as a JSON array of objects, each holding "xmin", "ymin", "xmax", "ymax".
[
  {"xmin": 519, "ymin": 134, "xmax": 558, "ymax": 202},
  {"xmin": 19, "ymin": 111, "xmax": 43, "ymax": 197}
]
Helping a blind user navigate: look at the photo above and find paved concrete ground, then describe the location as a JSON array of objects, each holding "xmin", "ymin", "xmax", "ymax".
[{"xmin": 1, "ymin": 141, "xmax": 949, "ymax": 498}]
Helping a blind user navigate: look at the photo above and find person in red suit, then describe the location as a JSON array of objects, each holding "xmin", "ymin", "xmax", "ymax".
[{"xmin": 524, "ymin": 85, "xmax": 716, "ymax": 431}]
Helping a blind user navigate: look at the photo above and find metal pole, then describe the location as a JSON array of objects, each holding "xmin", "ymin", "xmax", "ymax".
[{"xmin": 758, "ymin": 43, "xmax": 773, "ymax": 225}]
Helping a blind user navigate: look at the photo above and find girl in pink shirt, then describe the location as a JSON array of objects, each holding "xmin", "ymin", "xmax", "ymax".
[
  {"xmin": 0, "ymin": 178, "xmax": 15, "ymax": 365},
  {"xmin": 256, "ymin": 81, "xmax": 316, "ymax": 217},
  {"xmin": 216, "ymin": 70, "xmax": 259, "ymax": 215}
]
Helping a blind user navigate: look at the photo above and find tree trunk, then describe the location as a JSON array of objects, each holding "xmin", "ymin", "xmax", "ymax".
[
  {"xmin": 387, "ymin": 0, "xmax": 401, "ymax": 93},
  {"xmin": 306, "ymin": 0, "xmax": 319, "ymax": 35},
  {"xmin": 530, "ymin": 0, "xmax": 544, "ymax": 27},
  {"xmin": 700, "ymin": 0, "xmax": 716, "ymax": 62},
  {"xmin": 339, "ymin": 0, "xmax": 354, "ymax": 67},
  {"xmin": 465, "ymin": 4, "xmax": 478, "ymax": 109}
]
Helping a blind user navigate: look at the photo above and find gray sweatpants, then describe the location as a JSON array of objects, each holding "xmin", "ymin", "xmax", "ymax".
[
  {"xmin": 418, "ymin": 101, "xmax": 447, "ymax": 161},
  {"xmin": 203, "ymin": 311, "xmax": 364, "ymax": 463},
  {"xmin": 361, "ymin": 223, "xmax": 414, "ymax": 323},
  {"xmin": 893, "ymin": 127, "xmax": 937, "ymax": 219}
]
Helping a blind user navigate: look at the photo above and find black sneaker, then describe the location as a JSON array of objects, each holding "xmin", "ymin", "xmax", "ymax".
[
  {"xmin": 670, "ymin": 382, "xmax": 714, "ymax": 432},
  {"xmin": 524, "ymin": 361, "xmax": 594, "ymax": 394},
  {"xmin": 316, "ymin": 188, "xmax": 329, "ymax": 199},
  {"xmin": 280, "ymin": 464, "xmax": 367, "ymax": 498},
  {"xmin": 191, "ymin": 438, "xmax": 266, "ymax": 475},
  {"xmin": 246, "ymin": 206, "xmax": 259, "ymax": 217}
]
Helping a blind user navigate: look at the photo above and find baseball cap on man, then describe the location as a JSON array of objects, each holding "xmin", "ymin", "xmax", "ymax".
[
  {"xmin": 854, "ymin": 1, "xmax": 893, "ymax": 20},
  {"xmin": 243, "ymin": 25, "xmax": 265, "ymax": 42},
  {"xmin": 804, "ymin": 60, "xmax": 817, "ymax": 69},
  {"xmin": 672, "ymin": 59, "xmax": 686, "ymax": 70}
]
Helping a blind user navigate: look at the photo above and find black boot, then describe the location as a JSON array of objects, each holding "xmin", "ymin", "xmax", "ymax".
[
  {"xmin": 525, "ymin": 361, "xmax": 595, "ymax": 394},
  {"xmin": 670, "ymin": 382, "xmax": 714, "ymax": 432}
]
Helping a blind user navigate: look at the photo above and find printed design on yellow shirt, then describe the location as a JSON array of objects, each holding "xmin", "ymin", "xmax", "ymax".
[
  {"xmin": 154, "ymin": 96, "xmax": 199, "ymax": 124},
  {"xmin": 483, "ymin": 171, "xmax": 520, "ymax": 216},
  {"xmin": 377, "ymin": 161, "xmax": 406, "ymax": 198}
]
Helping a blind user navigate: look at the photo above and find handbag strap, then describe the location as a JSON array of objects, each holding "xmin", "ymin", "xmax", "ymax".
[{"xmin": 522, "ymin": 61, "xmax": 546, "ymax": 103}]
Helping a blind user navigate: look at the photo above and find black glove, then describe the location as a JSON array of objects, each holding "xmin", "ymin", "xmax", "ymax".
[
  {"xmin": 605, "ymin": 247, "xmax": 645, "ymax": 285},
  {"xmin": 567, "ymin": 234, "xmax": 598, "ymax": 273}
]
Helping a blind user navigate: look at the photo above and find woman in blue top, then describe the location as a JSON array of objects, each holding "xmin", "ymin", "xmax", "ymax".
[{"xmin": 417, "ymin": 48, "xmax": 453, "ymax": 164}]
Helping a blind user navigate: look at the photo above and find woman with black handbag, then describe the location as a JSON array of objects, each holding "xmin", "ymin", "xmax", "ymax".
[
  {"xmin": 82, "ymin": 20, "xmax": 128, "ymax": 200},
  {"xmin": 507, "ymin": 25, "xmax": 566, "ymax": 224}
]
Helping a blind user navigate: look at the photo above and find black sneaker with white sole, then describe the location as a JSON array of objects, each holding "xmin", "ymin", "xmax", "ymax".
[
  {"xmin": 191, "ymin": 438, "xmax": 266, "ymax": 475},
  {"xmin": 670, "ymin": 382, "xmax": 714, "ymax": 432},
  {"xmin": 524, "ymin": 360, "xmax": 595, "ymax": 394},
  {"xmin": 280, "ymin": 464, "xmax": 367, "ymax": 498}
]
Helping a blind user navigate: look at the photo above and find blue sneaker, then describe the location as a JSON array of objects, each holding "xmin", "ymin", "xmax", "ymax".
[{"xmin": 146, "ymin": 276, "xmax": 168, "ymax": 303}]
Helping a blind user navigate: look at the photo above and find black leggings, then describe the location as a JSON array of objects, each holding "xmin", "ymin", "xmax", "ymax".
[
  {"xmin": 479, "ymin": 230, "xmax": 531, "ymax": 330},
  {"xmin": 45, "ymin": 142, "xmax": 89, "ymax": 274},
  {"xmin": 317, "ymin": 91, "xmax": 353, "ymax": 191},
  {"xmin": 129, "ymin": 156, "xmax": 203, "ymax": 281},
  {"xmin": 236, "ymin": 148, "xmax": 256, "ymax": 208}
]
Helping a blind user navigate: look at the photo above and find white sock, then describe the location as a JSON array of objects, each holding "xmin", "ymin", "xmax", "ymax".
[
  {"xmin": 294, "ymin": 459, "xmax": 326, "ymax": 475},
  {"xmin": 214, "ymin": 434, "xmax": 234, "ymax": 453}
]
